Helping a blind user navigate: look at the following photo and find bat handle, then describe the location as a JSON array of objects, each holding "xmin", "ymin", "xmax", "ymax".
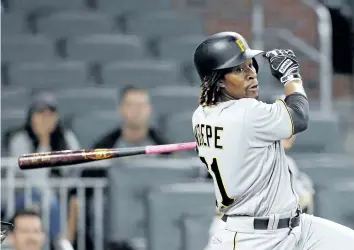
[{"xmin": 145, "ymin": 142, "xmax": 197, "ymax": 154}]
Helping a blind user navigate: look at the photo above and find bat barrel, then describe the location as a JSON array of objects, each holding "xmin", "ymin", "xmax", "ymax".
[
  {"xmin": 18, "ymin": 148, "xmax": 130, "ymax": 170},
  {"xmin": 18, "ymin": 142, "xmax": 197, "ymax": 170}
]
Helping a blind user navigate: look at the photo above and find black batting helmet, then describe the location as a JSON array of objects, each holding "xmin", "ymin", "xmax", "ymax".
[{"xmin": 194, "ymin": 32, "xmax": 264, "ymax": 82}]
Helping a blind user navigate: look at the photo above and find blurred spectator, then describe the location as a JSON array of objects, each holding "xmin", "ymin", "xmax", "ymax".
[
  {"xmin": 7, "ymin": 209, "xmax": 45, "ymax": 250},
  {"xmin": 106, "ymin": 241, "xmax": 135, "ymax": 250},
  {"xmin": 91, "ymin": 85, "xmax": 169, "ymax": 249},
  {"xmin": 4, "ymin": 92, "xmax": 81, "ymax": 246},
  {"xmin": 92, "ymin": 85, "xmax": 169, "ymax": 152}
]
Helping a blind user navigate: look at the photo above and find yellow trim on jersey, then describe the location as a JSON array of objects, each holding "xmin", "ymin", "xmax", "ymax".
[
  {"xmin": 233, "ymin": 232, "xmax": 238, "ymax": 250},
  {"xmin": 276, "ymin": 98, "xmax": 294, "ymax": 138},
  {"xmin": 299, "ymin": 193, "xmax": 313, "ymax": 207}
]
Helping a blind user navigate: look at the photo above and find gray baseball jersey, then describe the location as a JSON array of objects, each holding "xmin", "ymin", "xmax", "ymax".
[{"xmin": 192, "ymin": 98, "xmax": 299, "ymax": 216}]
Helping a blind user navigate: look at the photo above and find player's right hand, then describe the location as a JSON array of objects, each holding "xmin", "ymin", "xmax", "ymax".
[{"xmin": 263, "ymin": 49, "xmax": 302, "ymax": 85}]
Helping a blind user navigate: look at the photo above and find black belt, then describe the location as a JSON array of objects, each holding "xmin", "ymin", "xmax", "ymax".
[{"xmin": 221, "ymin": 210, "xmax": 301, "ymax": 230}]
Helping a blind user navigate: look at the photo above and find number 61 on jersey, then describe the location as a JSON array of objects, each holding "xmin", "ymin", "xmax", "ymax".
[{"xmin": 199, "ymin": 156, "xmax": 235, "ymax": 207}]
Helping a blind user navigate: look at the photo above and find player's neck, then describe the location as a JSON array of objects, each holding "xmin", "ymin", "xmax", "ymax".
[{"xmin": 218, "ymin": 88, "xmax": 240, "ymax": 102}]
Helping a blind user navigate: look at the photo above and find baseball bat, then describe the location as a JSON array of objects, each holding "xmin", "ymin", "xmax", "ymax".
[{"xmin": 18, "ymin": 142, "xmax": 197, "ymax": 170}]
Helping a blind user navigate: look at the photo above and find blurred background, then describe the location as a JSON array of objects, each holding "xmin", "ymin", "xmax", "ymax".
[{"xmin": 1, "ymin": 0, "xmax": 353, "ymax": 250}]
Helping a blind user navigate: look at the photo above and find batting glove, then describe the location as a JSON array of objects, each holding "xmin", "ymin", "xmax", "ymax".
[{"xmin": 263, "ymin": 49, "xmax": 302, "ymax": 85}]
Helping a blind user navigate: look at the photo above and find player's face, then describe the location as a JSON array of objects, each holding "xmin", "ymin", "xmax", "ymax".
[
  {"xmin": 119, "ymin": 90, "xmax": 152, "ymax": 128},
  {"xmin": 9, "ymin": 216, "xmax": 44, "ymax": 250},
  {"xmin": 223, "ymin": 59, "xmax": 259, "ymax": 99}
]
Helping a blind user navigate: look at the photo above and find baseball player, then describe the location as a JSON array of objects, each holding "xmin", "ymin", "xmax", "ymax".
[
  {"xmin": 204, "ymin": 135, "xmax": 315, "ymax": 250},
  {"xmin": 192, "ymin": 31, "xmax": 354, "ymax": 250}
]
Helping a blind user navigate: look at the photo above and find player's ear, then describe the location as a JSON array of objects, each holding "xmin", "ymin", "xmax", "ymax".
[{"xmin": 218, "ymin": 79, "xmax": 226, "ymax": 88}]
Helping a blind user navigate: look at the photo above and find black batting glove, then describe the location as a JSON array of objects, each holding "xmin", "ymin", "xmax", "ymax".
[{"xmin": 263, "ymin": 49, "xmax": 302, "ymax": 85}]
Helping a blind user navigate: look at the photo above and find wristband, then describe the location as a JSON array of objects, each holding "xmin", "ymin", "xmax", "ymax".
[{"xmin": 281, "ymin": 73, "xmax": 302, "ymax": 85}]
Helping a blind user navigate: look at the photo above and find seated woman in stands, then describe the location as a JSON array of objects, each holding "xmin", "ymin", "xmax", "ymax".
[{"xmin": 4, "ymin": 91, "xmax": 82, "ymax": 249}]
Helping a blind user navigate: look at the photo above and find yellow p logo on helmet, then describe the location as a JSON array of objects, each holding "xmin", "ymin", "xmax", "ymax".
[{"xmin": 236, "ymin": 39, "xmax": 245, "ymax": 52}]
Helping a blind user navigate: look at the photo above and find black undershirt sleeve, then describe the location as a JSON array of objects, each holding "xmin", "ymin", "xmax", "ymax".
[{"xmin": 284, "ymin": 93, "xmax": 309, "ymax": 134}]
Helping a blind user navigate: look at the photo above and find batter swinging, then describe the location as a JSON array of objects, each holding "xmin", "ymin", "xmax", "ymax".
[{"xmin": 192, "ymin": 32, "xmax": 354, "ymax": 249}]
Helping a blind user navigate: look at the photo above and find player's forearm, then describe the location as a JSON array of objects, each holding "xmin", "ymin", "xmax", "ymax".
[
  {"xmin": 284, "ymin": 91, "xmax": 309, "ymax": 134},
  {"xmin": 284, "ymin": 79, "xmax": 307, "ymax": 97}
]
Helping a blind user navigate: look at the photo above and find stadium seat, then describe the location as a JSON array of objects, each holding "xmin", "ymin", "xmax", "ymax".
[
  {"xmin": 66, "ymin": 34, "xmax": 144, "ymax": 63},
  {"xmin": 36, "ymin": 11, "xmax": 114, "ymax": 39},
  {"xmin": 2, "ymin": 35, "xmax": 55, "ymax": 63},
  {"xmin": 127, "ymin": 10, "xmax": 205, "ymax": 38},
  {"xmin": 101, "ymin": 60, "xmax": 179, "ymax": 88},
  {"xmin": 164, "ymin": 111, "xmax": 195, "ymax": 144},
  {"xmin": 288, "ymin": 153, "xmax": 354, "ymax": 216},
  {"xmin": 1, "ymin": 88, "xmax": 31, "ymax": 113},
  {"xmin": 10, "ymin": 0, "xmax": 85, "ymax": 12},
  {"xmin": 146, "ymin": 181, "xmax": 215, "ymax": 250},
  {"xmin": 316, "ymin": 180, "xmax": 354, "ymax": 229},
  {"xmin": 150, "ymin": 86, "xmax": 200, "ymax": 118},
  {"xmin": 1, "ymin": 109, "xmax": 27, "ymax": 135},
  {"xmin": 54, "ymin": 87, "xmax": 118, "ymax": 117},
  {"xmin": 2, "ymin": 12, "xmax": 27, "ymax": 35},
  {"xmin": 97, "ymin": 0, "xmax": 172, "ymax": 14},
  {"xmin": 71, "ymin": 111, "xmax": 121, "ymax": 148},
  {"xmin": 181, "ymin": 61, "xmax": 201, "ymax": 84},
  {"xmin": 181, "ymin": 209, "xmax": 216, "ymax": 250},
  {"xmin": 289, "ymin": 153, "xmax": 354, "ymax": 188},
  {"xmin": 8, "ymin": 61, "xmax": 88, "ymax": 88},
  {"xmin": 288, "ymin": 113, "xmax": 344, "ymax": 153},
  {"xmin": 1, "ymin": 109, "xmax": 27, "ymax": 156},
  {"xmin": 158, "ymin": 35, "xmax": 206, "ymax": 61},
  {"xmin": 106, "ymin": 158, "xmax": 202, "ymax": 242}
]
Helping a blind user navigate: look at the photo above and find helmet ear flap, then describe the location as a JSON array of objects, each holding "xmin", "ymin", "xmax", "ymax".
[{"xmin": 252, "ymin": 58, "xmax": 259, "ymax": 73}]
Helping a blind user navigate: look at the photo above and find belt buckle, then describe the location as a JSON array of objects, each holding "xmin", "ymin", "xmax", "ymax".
[
  {"xmin": 289, "ymin": 209, "xmax": 300, "ymax": 230},
  {"xmin": 288, "ymin": 216, "xmax": 295, "ymax": 230}
]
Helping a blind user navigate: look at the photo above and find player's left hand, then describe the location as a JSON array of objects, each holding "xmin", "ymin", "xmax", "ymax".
[{"xmin": 263, "ymin": 49, "xmax": 302, "ymax": 85}]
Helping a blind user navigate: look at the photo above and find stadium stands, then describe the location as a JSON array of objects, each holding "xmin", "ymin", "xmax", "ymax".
[
  {"xmin": 35, "ymin": 11, "xmax": 115, "ymax": 39},
  {"xmin": 8, "ymin": 61, "xmax": 88, "ymax": 88},
  {"xmin": 146, "ymin": 181, "xmax": 215, "ymax": 250},
  {"xmin": 2, "ymin": 35, "xmax": 55, "ymax": 63},
  {"xmin": 2, "ymin": 1, "xmax": 354, "ymax": 250},
  {"xmin": 65, "ymin": 34, "xmax": 145, "ymax": 63}
]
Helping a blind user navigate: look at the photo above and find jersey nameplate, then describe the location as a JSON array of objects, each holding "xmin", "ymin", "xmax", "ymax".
[{"xmin": 193, "ymin": 124, "xmax": 223, "ymax": 149}]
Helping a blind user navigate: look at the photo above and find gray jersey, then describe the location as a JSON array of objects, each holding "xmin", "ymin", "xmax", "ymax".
[{"xmin": 192, "ymin": 98, "xmax": 299, "ymax": 217}]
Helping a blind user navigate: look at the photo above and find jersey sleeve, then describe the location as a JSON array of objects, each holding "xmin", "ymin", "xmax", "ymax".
[{"xmin": 246, "ymin": 99, "xmax": 293, "ymax": 146}]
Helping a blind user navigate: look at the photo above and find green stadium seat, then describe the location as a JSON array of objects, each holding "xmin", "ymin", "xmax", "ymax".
[
  {"xmin": 150, "ymin": 86, "xmax": 199, "ymax": 118},
  {"xmin": 106, "ymin": 158, "xmax": 202, "ymax": 242},
  {"xmin": 70, "ymin": 111, "xmax": 121, "ymax": 149},
  {"xmin": 2, "ymin": 12, "xmax": 27, "ymax": 35},
  {"xmin": 10, "ymin": 0, "xmax": 86, "ymax": 12},
  {"xmin": 66, "ymin": 34, "xmax": 144, "ymax": 63},
  {"xmin": 97, "ymin": 0, "xmax": 172, "ymax": 15},
  {"xmin": 288, "ymin": 113, "xmax": 344, "ymax": 153},
  {"xmin": 1, "ymin": 89, "xmax": 30, "ymax": 112},
  {"xmin": 127, "ymin": 10, "xmax": 204, "ymax": 38},
  {"xmin": 181, "ymin": 209, "xmax": 216, "ymax": 250},
  {"xmin": 54, "ymin": 87, "xmax": 118, "ymax": 117},
  {"xmin": 2, "ymin": 35, "xmax": 55, "ymax": 63},
  {"xmin": 164, "ymin": 111, "xmax": 195, "ymax": 144},
  {"xmin": 9, "ymin": 61, "xmax": 88, "ymax": 88},
  {"xmin": 146, "ymin": 181, "xmax": 215, "ymax": 250},
  {"xmin": 101, "ymin": 60, "xmax": 179, "ymax": 88},
  {"xmin": 316, "ymin": 180, "xmax": 354, "ymax": 229},
  {"xmin": 36, "ymin": 11, "xmax": 114, "ymax": 39},
  {"xmin": 158, "ymin": 35, "xmax": 206, "ymax": 62}
]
